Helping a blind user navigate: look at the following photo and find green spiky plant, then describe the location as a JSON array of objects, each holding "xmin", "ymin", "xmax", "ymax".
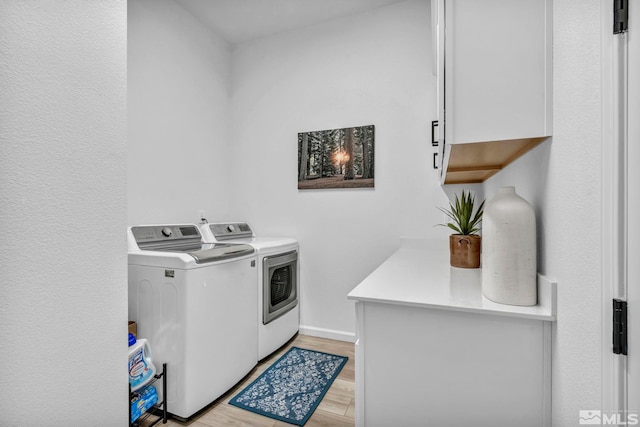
[{"xmin": 438, "ymin": 190, "xmax": 485, "ymax": 235}]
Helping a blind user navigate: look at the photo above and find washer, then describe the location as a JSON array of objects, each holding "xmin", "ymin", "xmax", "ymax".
[
  {"xmin": 200, "ymin": 222, "xmax": 299, "ymax": 361},
  {"xmin": 128, "ymin": 224, "xmax": 257, "ymax": 419}
]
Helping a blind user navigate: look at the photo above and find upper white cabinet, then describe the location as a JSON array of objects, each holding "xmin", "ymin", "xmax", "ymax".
[{"xmin": 435, "ymin": 0, "xmax": 552, "ymax": 184}]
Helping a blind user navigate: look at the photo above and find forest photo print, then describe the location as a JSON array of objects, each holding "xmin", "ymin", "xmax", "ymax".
[{"xmin": 298, "ymin": 125, "xmax": 375, "ymax": 189}]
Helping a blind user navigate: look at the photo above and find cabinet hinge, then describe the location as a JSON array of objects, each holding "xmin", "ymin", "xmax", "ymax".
[
  {"xmin": 613, "ymin": 0, "xmax": 628, "ymax": 34},
  {"xmin": 613, "ymin": 299, "xmax": 628, "ymax": 355},
  {"xmin": 431, "ymin": 120, "xmax": 439, "ymax": 147},
  {"xmin": 432, "ymin": 120, "xmax": 439, "ymax": 169}
]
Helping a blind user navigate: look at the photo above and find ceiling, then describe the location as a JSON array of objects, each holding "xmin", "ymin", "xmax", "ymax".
[{"xmin": 175, "ymin": 0, "xmax": 409, "ymax": 45}]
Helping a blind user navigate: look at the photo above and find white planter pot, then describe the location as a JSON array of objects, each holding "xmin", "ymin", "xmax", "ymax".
[{"xmin": 482, "ymin": 186, "xmax": 537, "ymax": 306}]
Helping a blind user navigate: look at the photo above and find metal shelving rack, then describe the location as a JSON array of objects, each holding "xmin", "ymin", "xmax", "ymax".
[{"xmin": 129, "ymin": 363, "xmax": 168, "ymax": 427}]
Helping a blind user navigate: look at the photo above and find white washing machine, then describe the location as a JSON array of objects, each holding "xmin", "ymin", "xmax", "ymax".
[
  {"xmin": 128, "ymin": 224, "xmax": 258, "ymax": 419},
  {"xmin": 200, "ymin": 222, "xmax": 300, "ymax": 361}
]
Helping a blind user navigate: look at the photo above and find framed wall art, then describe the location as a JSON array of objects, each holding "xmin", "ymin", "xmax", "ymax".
[{"xmin": 297, "ymin": 125, "xmax": 375, "ymax": 190}]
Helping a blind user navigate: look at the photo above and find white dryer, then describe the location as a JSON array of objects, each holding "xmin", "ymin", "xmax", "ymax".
[
  {"xmin": 128, "ymin": 224, "xmax": 257, "ymax": 419},
  {"xmin": 200, "ymin": 222, "xmax": 300, "ymax": 361}
]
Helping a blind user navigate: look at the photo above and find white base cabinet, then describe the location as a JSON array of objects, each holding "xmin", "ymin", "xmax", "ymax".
[
  {"xmin": 348, "ymin": 240, "xmax": 555, "ymax": 427},
  {"xmin": 354, "ymin": 301, "xmax": 551, "ymax": 427}
]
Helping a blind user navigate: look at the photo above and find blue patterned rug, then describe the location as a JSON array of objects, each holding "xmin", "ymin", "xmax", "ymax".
[{"xmin": 229, "ymin": 346, "xmax": 348, "ymax": 426}]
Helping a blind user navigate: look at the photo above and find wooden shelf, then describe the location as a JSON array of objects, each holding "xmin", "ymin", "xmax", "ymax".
[{"xmin": 444, "ymin": 136, "xmax": 549, "ymax": 184}]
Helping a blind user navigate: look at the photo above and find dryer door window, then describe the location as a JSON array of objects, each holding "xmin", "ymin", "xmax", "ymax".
[
  {"xmin": 270, "ymin": 265, "xmax": 293, "ymax": 306},
  {"xmin": 263, "ymin": 251, "xmax": 298, "ymax": 325}
]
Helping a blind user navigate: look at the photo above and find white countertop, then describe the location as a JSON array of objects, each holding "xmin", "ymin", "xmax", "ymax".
[{"xmin": 347, "ymin": 238, "xmax": 557, "ymax": 321}]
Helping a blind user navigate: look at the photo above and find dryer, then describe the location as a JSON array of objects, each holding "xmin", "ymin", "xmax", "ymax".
[
  {"xmin": 128, "ymin": 224, "xmax": 257, "ymax": 419},
  {"xmin": 200, "ymin": 222, "xmax": 300, "ymax": 361}
]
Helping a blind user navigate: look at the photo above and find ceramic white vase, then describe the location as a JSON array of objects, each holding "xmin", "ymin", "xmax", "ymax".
[{"xmin": 482, "ymin": 186, "xmax": 537, "ymax": 306}]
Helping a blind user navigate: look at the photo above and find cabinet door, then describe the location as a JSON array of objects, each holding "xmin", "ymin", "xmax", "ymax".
[
  {"xmin": 445, "ymin": 0, "xmax": 552, "ymax": 145},
  {"xmin": 361, "ymin": 302, "xmax": 550, "ymax": 427}
]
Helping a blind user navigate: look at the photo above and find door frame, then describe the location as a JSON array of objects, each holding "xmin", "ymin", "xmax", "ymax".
[
  {"xmin": 601, "ymin": 0, "xmax": 631, "ymax": 417},
  {"xmin": 627, "ymin": 0, "xmax": 640, "ymax": 410}
]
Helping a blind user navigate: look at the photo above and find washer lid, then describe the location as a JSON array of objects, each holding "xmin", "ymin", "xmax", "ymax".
[
  {"xmin": 183, "ymin": 243, "xmax": 254, "ymax": 264},
  {"xmin": 139, "ymin": 241, "xmax": 254, "ymax": 264},
  {"xmin": 130, "ymin": 224, "xmax": 254, "ymax": 263}
]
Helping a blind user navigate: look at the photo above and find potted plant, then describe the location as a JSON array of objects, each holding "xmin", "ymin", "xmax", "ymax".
[{"xmin": 438, "ymin": 190, "xmax": 485, "ymax": 268}]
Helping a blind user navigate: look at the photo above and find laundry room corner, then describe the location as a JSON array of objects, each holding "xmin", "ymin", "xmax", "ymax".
[
  {"xmin": 228, "ymin": 0, "xmax": 452, "ymax": 340},
  {"xmin": 127, "ymin": 0, "xmax": 235, "ymax": 225}
]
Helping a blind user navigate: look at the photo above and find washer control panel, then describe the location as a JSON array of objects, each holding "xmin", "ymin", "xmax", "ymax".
[{"xmin": 131, "ymin": 225, "xmax": 202, "ymax": 246}]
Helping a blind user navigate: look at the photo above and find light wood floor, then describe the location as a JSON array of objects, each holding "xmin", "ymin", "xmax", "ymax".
[{"xmin": 145, "ymin": 334, "xmax": 355, "ymax": 427}]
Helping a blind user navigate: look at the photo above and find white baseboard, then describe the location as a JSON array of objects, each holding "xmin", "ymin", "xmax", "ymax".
[{"xmin": 299, "ymin": 325, "xmax": 356, "ymax": 343}]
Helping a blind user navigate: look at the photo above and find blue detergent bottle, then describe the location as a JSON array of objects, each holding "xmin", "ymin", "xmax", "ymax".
[{"xmin": 128, "ymin": 333, "xmax": 157, "ymax": 392}]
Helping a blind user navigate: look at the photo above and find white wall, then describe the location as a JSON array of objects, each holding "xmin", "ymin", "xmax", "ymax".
[
  {"xmin": 230, "ymin": 0, "xmax": 450, "ymax": 339},
  {"xmin": 483, "ymin": 0, "xmax": 603, "ymax": 423},
  {"xmin": 128, "ymin": 0, "xmax": 233, "ymax": 225},
  {"xmin": 0, "ymin": 1, "xmax": 127, "ymax": 424}
]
